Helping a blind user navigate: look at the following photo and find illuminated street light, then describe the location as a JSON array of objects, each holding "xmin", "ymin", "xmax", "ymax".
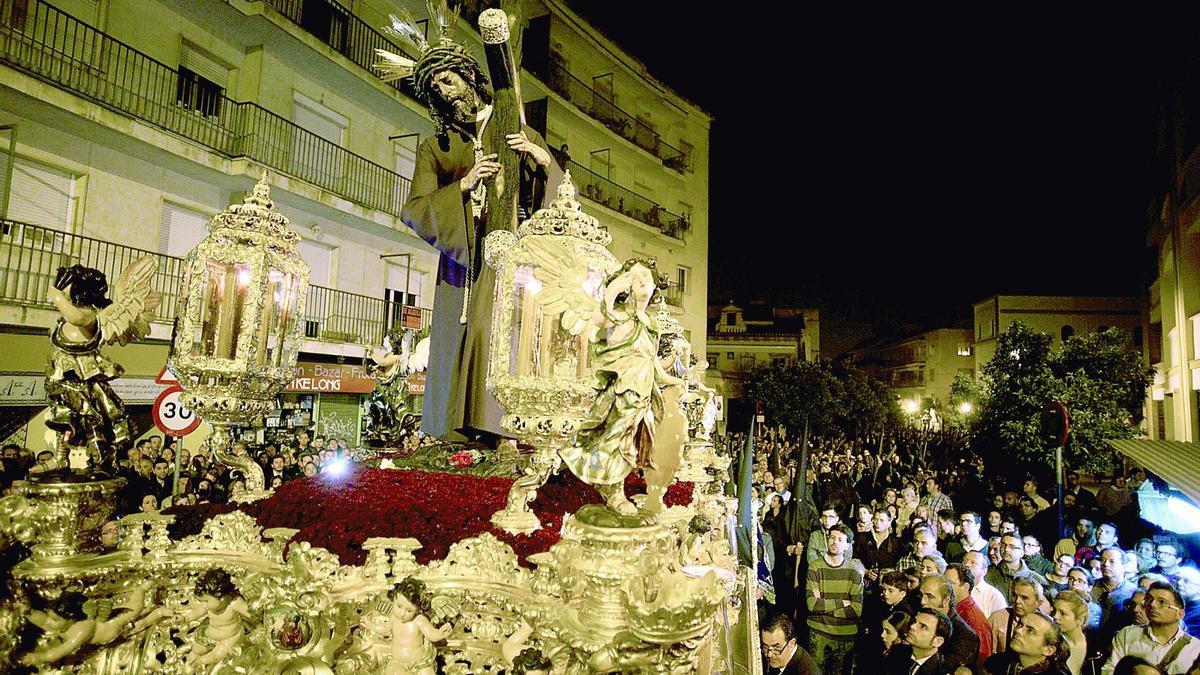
[
  {"xmin": 958, "ymin": 401, "xmax": 973, "ymax": 415},
  {"xmin": 903, "ymin": 399, "xmax": 920, "ymax": 414}
]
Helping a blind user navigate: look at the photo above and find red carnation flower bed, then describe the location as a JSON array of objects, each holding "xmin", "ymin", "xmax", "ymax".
[{"xmin": 165, "ymin": 468, "xmax": 692, "ymax": 567}]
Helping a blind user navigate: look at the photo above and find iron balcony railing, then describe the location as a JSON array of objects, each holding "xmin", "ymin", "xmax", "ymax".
[
  {"xmin": 0, "ymin": 0, "xmax": 412, "ymax": 218},
  {"xmin": 544, "ymin": 62, "xmax": 689, "ymax": 172},
  {"xmin": 565, "ymin": 160, "xmax": 689, "ymax": 238},
  {"xmin": 252, "ymin": 0, "xmax": 421, "ymax": 102},
  {"xmin": 0, "ymin": 219, "xmax": 429, "ymax": 345}
]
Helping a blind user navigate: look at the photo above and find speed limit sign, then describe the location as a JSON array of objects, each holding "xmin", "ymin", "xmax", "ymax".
[{"xmin": 152, "ymin": 387, "xmax": 201, "ymax": 436}]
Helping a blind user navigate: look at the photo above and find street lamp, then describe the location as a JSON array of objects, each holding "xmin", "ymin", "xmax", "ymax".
[
  {"xmin": 958, "ymin": 401, "xmax": 973, "ymax": 415},
  {"xmin": 903, "ymin": 399, "xmax": 919, "ymax": 414}
]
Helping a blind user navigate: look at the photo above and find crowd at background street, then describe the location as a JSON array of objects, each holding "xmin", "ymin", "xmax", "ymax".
[{"xmin": 720, "ymin": 426, "xmax": 1200, "ymax": 675}]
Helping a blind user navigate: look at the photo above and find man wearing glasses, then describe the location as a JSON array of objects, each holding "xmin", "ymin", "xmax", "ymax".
[
  {"xmin": 1101, "ymin": 582, "xmax": 1200, "ymax": 675},
  {"xmin": 946, "ymin": 512, "xmax": 988, "ymax": 564},
  {"xmin": 1153, "ymin": 536, "xmax": 1189, "ymax": 584},
  {"xmin": 761, "ymin": 612, "xmax": 821, "ymax": 675},
  {"xmin": 985, "ymin": 532, "xmax": 1048, "ymax": 600},
  {"xmin": 1021, "ymin": 536, "xmax": 1054, "ymax": 576}
]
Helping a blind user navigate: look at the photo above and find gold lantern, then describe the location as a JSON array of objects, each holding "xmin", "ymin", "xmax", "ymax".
[
  {"xmin": 483, "ymin": 173, "xmax": 619, "ymax": 533},
  {"xmin": 168, "ymin": 175, "xmax": 310, "ymax": 497}
]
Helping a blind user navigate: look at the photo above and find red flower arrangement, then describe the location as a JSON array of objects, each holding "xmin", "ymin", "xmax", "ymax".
[
  {"xmin": 166, "ymin": 468, "xmax": 692, "ymax": 568},
  {"xmin": 448, "ymin": 450, "xmax": 475, "ymax": 468}
]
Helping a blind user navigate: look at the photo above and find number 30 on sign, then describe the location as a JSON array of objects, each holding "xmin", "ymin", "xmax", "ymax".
[{"xmin": 152, "ymin": 387, "xmax": 201, "ymax": 436}]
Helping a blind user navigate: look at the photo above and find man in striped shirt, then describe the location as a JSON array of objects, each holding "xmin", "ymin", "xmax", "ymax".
[{"xmin": 807, "ymin": 523, "xmax": 863, "ymax": 675}]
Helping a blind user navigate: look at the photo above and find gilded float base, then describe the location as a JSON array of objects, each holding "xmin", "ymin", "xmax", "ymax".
[{"xmin": 12, "ymin": 477, "xmax": 124, "ymax": 560}]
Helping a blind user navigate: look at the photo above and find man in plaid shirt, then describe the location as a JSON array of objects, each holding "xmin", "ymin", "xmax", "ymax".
[{"xmin": 920, "ymin": 475, "xmax": 954, "ymax": 520}]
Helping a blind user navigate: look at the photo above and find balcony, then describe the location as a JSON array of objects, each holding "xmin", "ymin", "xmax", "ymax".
[
  {"xmin": 0, "ymin": 0, "xmax": 412, "ymax": 218},
  {"xmin": 565, "ymin": 160, "xmax": 688, "ymax": 238},
  {"xmin": 543, "ymin": 63, "xmax": 689, "ymax": 173},
  {"xmin": 0, "ymin": 219, "xmax": 427, "ymax": 346},
  {"xmin": 252, "ymin": 0, "xmax": 420, "ymax": 102}
]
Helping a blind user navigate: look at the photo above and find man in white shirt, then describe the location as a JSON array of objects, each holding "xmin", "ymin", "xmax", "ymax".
[
  {"xmin": 964, "ymin": 550, "xmax": 1008, "ymax": 618},
  {"xmin": 1102, "ymin": 582, "xmax": 1200, "ymax": 675}
]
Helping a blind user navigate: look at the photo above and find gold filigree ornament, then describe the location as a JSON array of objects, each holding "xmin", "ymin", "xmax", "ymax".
[
  {"xmin": 625, "ymin": 570, "xmax": 725, "ymax": 645},
  {"xmin": 169, "ymin": 173, "xmax": 310, "ymax": 498}
]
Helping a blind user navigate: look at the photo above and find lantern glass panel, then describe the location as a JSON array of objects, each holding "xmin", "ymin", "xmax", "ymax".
[
  {"xmin": 257, "ymin": 268, "xmax": 300, "ymax": 367},
  {"xmin": 192, "ymin": 260, "xmax": 252, "ymax": 360}
]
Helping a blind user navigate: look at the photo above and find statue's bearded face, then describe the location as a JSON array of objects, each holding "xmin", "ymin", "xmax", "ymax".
[{"xmin": 430, "ymin": 69, "xmax": 479, "ymax": 123}]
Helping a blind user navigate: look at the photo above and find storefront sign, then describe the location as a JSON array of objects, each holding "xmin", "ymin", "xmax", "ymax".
[
  {"xmin": 1, "ymin": 372, "xmax": 168, "ymax": 406},
  {"xmin": 287, "ymin": 362, "xmax": 377, "ymax": 394},
  {"xmin": 0, "ymin": 373, "xmax": 45, "ymax": 405},
  {"xmin": 401, "ymin": 305, "xmax": 423, "ymax": 329},
  {"xmin": 111, "ymin": 378, "xmax": 169, "ymax": 404},
  {"xmin": 408, "ymin": 371, "xmax": 426, "ymax": 395}
]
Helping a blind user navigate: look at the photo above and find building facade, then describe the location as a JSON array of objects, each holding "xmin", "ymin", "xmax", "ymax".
[
  {"xmin": 843, "ymin": 327, "xmax": 974, "ymax": 412},
  {"xmin": 703, "ymin": 302, "xmax": 818, "ymax": 419},
  {"xmin": 0, "ymin": 0, "xmax": 709, "ymax": 451},
  {"xmin": 971, "ymin": 295, "xmax": 1140, "ymax": 372},
  {"xmin": 1141, "ymin": 146, "xmax": 1200, "ymax": 442}
]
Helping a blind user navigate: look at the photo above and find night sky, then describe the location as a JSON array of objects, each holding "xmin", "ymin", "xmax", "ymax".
[{"xmin": 568, "ymin": 6, "xmax": 1187, "ymax": 355}]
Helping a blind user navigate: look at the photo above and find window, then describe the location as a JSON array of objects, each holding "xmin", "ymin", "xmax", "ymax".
[
  {"xmin": 726, "ymin": 352, "xmax": 734, "ymax": 359},
  {"xmin": 158, "ymin": 202, "xmax": 210, "ymax": 258},
  {"xmin": 292, "ymin": 93, "xmax": 348, "ymax": 186},
  {"xmin": 706, "ymin": 352, "xmax": 717, "ymax": 366},
  {"xmin": 299, "ymin": 0, "xmax": 349, "ymax": 52},
  {"xmin": 678, "ymin": 139, "xmax": 694, "ymax": 171},
  {"xmin": 957, "ymin": 345, "xmax": 971, "ymax": 356},
  {"xmin": 1060, "ymin": 325, "xmax": 1075, "ymax": 342},
  {"xmin": 393, "ymin": 136, "xmax": 417, "ymax": 181},
  {"xmin": 725, "ymin": 313, "xmax": 735, "ymax": 326},
  {"xmin": 176, "ymin": 43, "xmax": 228, "ymax": 118},
  {"xmin": 297, "ymin": 239, "xmax": 332, "ymax": 287},
  {"xmin": 676, "ymin": 266, "xmax": 690, "ymax": 295},
  {"xmin": 6, "ymin": 156, "xmax": 77, "ymax": 230},
  {"xmin": 387, "ymin": 263, "xmax": 424, "ymax": 307}
]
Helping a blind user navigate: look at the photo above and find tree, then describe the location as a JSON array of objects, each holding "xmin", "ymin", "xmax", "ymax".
[
  {"xmin": 966, "ymin": 322, "xmax": 1152, "ymax": 474},
  {"xmin": 743, "ymin": 360, "xmax": 839, "ymax": 436}
]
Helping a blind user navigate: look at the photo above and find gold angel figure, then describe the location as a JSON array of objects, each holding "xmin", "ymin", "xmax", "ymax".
[
  {"xmin": 540, "ymin": 258, "xmax": 682, "ymax": 516},
  {"xmin": 44, "ymin": 258, "xmax": 160, "ymax": 476}
]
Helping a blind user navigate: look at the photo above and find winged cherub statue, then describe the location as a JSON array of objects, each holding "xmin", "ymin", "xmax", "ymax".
[
  {"xmin": 553, "ymin": 259, "xmax": 685, "ymax": 515},
  {"xmin": 43, "ymin": 259, "xmax": 160, "ymax": 477}
]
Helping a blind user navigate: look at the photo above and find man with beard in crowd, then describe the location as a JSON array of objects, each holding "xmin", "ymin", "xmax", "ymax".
[
  {"xmin": 982, "ymin": 611, "xmax": 1072, "ymax": 675},
  {"xmin": 917, "ymin": 573, "xmax": 982, "ymax": 673},
  {"xmin": 884, "ymin": 608, "xmax": 953, "ymax": 675},
  {"xmin": 987, "ymin": 532, "xmax": 1049, "ymax": 600}
]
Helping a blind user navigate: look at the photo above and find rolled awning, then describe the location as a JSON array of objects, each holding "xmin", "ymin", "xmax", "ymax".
[{"xmin": 1105, "ymin": 439, "xmax": 1200, "ymax": 506}]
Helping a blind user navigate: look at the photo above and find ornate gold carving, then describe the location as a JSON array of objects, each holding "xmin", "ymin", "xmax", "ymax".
[{"xmin": 11, "ymin": 478, "xmax": 123, "ymax": 559}]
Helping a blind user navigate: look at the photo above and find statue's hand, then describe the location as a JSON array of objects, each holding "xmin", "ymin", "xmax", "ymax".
[
  {"xmin": 460, "ymin": 153, "xmax": 500, "ymax": 193},
  {"xmin": 507, "ymin": 132, "xmax": 552, "ymax": 168}
]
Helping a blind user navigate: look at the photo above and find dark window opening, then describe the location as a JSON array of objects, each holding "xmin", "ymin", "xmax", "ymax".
[{"xmin": 176, "ymin": 66, "xmax": 223, "ymax": 117}]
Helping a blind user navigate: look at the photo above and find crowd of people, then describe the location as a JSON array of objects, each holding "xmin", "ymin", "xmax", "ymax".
[
  {"xmin": 722, "ymin": 428, "xmax": 1200, "ymax": 675},
  {"xmin": 0, "ymin": 430, "xmax": 441, "ymax": 516}
]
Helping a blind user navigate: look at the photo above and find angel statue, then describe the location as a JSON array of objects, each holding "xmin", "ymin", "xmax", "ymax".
[
  {"xmin": 43, "ymin": 259, "xmax": 160, "ymax": 477},
  {"xmin": 557, "ymin": 259, "xmax": 685, "ymax": 516},
  {"xmin": 364, "ymin": 327, "xmax": 430, "ymax": 444}
]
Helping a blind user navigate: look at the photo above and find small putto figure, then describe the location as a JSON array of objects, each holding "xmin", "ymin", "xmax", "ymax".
[
  {"xmin": 386, "ymin": 576, "xmax": 451, "ymax": 675},
  {"xmin": 181, "ymin": 568, "xmax": 251, "ymax": 669},
  {"xmin": 44, "ymin": 259, "xmax": 159, "ymax": 475}
]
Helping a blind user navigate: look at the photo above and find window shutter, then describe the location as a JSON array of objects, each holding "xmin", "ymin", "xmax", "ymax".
[
  {"xmin": 297, "ymin": 239, "xmax": 331, "ymax": 286},
  {"xmin": 159, "ymin": 202, "xmax": 210, "ymax": 257},
  {"xmin": 179, "ymin": 43, "xmax": 229, "ymax": 89},
  {"xmin": 7, "ymin": 157, "xmax": 75, "ymax": 230}
]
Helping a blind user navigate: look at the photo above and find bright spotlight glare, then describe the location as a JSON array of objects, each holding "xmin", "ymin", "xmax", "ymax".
[
  {"xmin": 904, "ymin": 400, "xmax": 919, "ymax": 414},
  {"xmin": 958, "ymin": 402, "xmax": 973, "ymax": 415},
  {"xmin": 322, "ymin": 456, "xmax": 350, "ymax": 479}
]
